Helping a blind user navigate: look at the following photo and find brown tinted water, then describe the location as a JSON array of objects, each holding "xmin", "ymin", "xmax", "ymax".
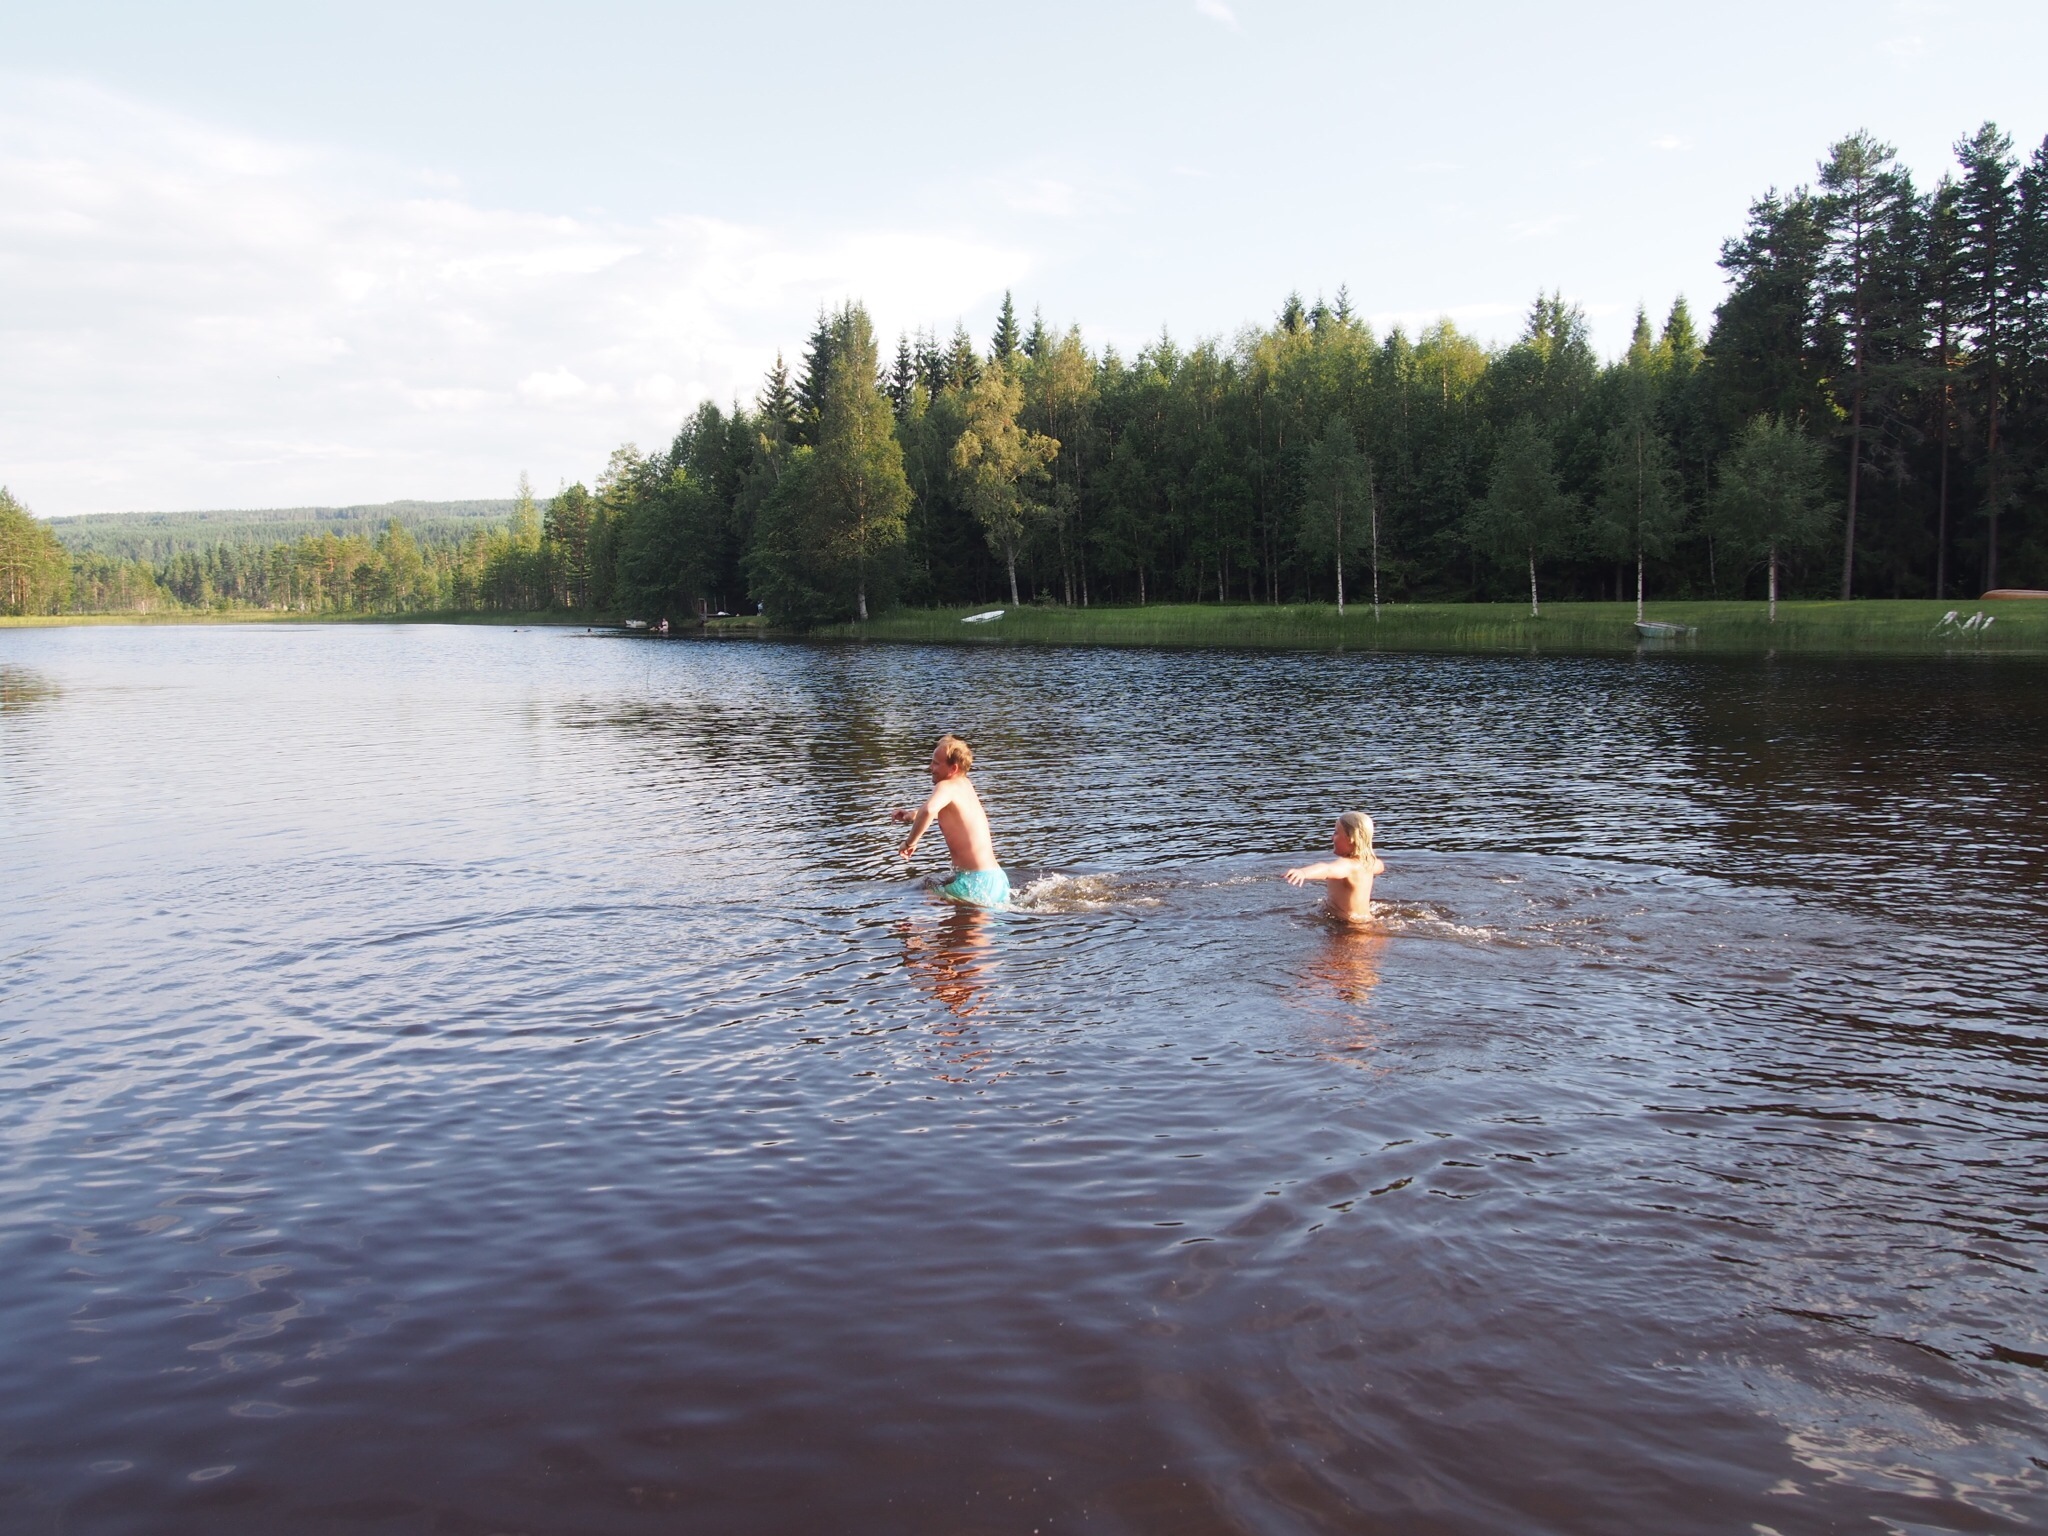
[{"xmin": 2, "ymin": 625, "xmax": 2045, "ymax": 1535}]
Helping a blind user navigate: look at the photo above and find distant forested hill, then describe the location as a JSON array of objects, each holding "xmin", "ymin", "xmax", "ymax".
[{"xmin": 48, "ymin": 500, "xmax": 518, "ymax": 560}]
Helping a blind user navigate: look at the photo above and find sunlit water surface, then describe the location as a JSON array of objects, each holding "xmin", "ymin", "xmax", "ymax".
[{"xmin": 2, "ymin": 625, "xmax": 2045, "ymax": 1535}]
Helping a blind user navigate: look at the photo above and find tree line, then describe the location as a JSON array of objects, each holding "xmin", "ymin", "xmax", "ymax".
[
  {"xmin": 3, "ymin": 483, "xmax": 567, "ymax": 616},
  {"xmin": 531, "ymin": 119, "xmax": 2048, "ymax": 624},
  {"xmin": 5, "ymin": 121, "xmax": 2041, "ymax": 624}
]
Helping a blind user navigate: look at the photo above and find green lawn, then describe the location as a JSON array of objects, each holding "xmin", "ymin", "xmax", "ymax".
[{"xmin": 816, "ymin": 599, "xmax": 2048, "ymax": 656}]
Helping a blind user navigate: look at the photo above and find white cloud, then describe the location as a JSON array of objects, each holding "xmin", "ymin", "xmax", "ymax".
[
  {"xmin": 517, "ymin": 368, "xmax": 592, "ymax": 404},
  {"xmin": 1006, "ymin": 178, "xmax": 1081, "ymax": 218},
  {"xmin": 0, "ymin": 81, "xmax": 1030, "ymax": 514},
  {"xmin": 1367, "ymin": 302, "xmax": 1523, "ymax": 343},
  {"xmin": 1651, "ymin": 135, "xmax": 1689, "ymax": 152},
  {"xmin": 1194, "ymin": 0, "xmax": 1239, "ymax": 29},
  {"xmin": 1507, "ymin": 214, "xmax": 1569, "ymax": 242}
]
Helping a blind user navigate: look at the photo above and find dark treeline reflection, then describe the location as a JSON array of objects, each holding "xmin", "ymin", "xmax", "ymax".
[{"xmin": 16, "ymin": 122, "xmax": 2047, "ymax": 625}]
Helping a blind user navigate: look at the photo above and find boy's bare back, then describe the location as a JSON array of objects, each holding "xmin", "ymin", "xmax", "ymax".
[{"xmin": 916, "ymin": 773, "xmax": 999, "ymax": 872}]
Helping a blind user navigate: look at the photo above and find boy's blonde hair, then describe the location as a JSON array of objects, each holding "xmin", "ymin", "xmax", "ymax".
[
  {"xmin": 935, "ymin": 733, "xmax": 974, "ymax": 772},
  {"xmin": 1337, "ymin": 811, "xmax": 1374, "ymax": 856}
]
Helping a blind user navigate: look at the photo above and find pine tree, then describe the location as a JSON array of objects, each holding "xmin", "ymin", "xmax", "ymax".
[
  {"xmin": 0, "ymin": 486, "xmax": 72, "ymax": 615},
  {"xmin": 990, "ymin": 292, "xmax": 1020, "ymax": 364},
  {"xmin": 2013, "ymin": 137, "xmax": 2048, "ymax": 567},
  {"xmin": 1709, "ymin": 189, "xmax": 1830, "ymax": 431},
  {"xmin": 1954, "ymin": 123, "xmax": 2018, "ymax": 589},
  {"xmin": 1817, "ymin": 130, "xmax": 1913, "ymax": 597}
]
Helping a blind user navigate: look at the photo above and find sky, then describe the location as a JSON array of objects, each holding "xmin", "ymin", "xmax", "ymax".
[{"xmin": 3, "ymin": 0, "xmax": 2044, "ymax": 517}]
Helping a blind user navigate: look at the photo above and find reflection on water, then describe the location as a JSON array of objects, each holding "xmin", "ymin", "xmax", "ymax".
[
  {"xmin": 0, "ymin": 662, "xmax": 58, "ymax": 710},
  {"xmin": 1303, "ymin": 921, "xmax": 1388, "ymax": 1008},
  {"xmin": 1, "ymin": 623, "xmax": 2046, "ymax": 1535},
  {"xmin": 899, "ymin": 904, "xmax": 1003, "ymax": 1081}
]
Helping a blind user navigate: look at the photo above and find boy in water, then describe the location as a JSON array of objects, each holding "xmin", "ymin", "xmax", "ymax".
[
  {"xmin": 1285, "ymin": 811, "xmax": 1383, "ymax": 924},
  {"xmin": 893, "ymin": 734, "xmax": 1010, "ymax": 907}
]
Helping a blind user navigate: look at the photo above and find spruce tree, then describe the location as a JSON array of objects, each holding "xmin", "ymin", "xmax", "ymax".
[
  {"xmin": 757, "ymin": 353, "xmax": 798, "ymax": 441},
  {"xmin": 888, "ymin": 334, "xmax": 917, "ymax": 418},
  {"xmin": 946, "ymin": 324, "xmax": 982, "ymax": 392},
  {"xmin": 990, "ymin": 292, "xmax": 1020, "ymax": 364},
  {"xmin": 794, "ymin": 310, "xmax": 835, "ymax": 447},
  {"xmin": 1022, "ymin": 307, "xmax": 1050, "ymax": 360}
]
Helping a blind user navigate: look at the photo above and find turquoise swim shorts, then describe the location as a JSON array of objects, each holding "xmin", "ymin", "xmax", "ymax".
[{"xmin": 939, "ymin": 867, "xmax": 1011, "ymax": 907}]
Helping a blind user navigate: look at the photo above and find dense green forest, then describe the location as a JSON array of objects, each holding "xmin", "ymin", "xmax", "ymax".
[
  {"xmin": 2, "ymin": 491, "xmax": 534, "ymax": 614},
  {"xmin": 48, "ymin": 501, "xmax": 519, "ymax": 561},
  {"xmin": 5, "ymin": 123, "xmax": 2043, "ymax": 624}
]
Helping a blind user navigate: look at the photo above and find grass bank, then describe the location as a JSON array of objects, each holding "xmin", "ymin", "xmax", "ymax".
[
  {"xmin": 815, "ymin": 599, "xmax": 2048, "ymax": 657},
  {"xmin": 0, "ymin": 609, "xmax": 604, "ymax": 630}
]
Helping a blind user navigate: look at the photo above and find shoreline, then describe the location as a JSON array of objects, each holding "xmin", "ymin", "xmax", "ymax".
[
  {"xmin": 813, "ymin": 599, "xmax": 2048, "ymax": 657},
  {"xmin": 5, "ymin": 600, "xmax": 2044, "ymax": 657}
]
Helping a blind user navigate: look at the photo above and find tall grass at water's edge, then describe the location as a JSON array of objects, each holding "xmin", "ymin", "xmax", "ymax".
[{"xmin": 814, "ymin": 600, "xmax": 2048, "ymax": 656}]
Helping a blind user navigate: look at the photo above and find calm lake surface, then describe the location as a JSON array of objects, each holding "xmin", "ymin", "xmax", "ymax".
[{"xmin": 3, "ymin": 624, "xmax": 2046, "ymax": 1535}]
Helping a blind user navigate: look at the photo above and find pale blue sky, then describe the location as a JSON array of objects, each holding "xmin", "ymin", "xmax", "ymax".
[{"xmin": 3, "ymin": 0, "xmax": 2043, "ymax": 514}]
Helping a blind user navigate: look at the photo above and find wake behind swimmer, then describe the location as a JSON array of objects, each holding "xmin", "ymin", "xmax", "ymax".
[{"xmin": 891, "ymin": 733, "xmax": 1382, "ymax": 924}]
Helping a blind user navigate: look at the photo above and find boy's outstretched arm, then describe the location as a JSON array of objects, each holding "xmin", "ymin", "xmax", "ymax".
[
  {"xmin": 1284, "ymin": 859, "xmax": 1352, "ymax": 886},
  {"xmin": 896, "ymin": 785, "xmax": 948, "ymax": 860}
]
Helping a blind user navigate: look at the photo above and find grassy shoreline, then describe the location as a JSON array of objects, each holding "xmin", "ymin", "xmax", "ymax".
[
  {"xmin": 0, "ymin": 609, "xmax": 598, "ymax": 630},
  {"xmin": 816, "ymin": 599, "xmax": 2048, "ymax": 656},
  {"xmin": 6, "ymin": 600, "xmax": 2044, "ymax": 656}
]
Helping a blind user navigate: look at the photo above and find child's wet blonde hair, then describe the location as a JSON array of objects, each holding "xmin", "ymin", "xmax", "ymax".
[
  {"xmin": 1337, "ymin": 811, "xmax": 1374, "ymax": 856},
  {"xmin": 935, "ymin": 733, "xmax": 974, "ymax": 772}
]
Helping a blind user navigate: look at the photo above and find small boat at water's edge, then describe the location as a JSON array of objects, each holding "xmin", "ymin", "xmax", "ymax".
[{"xmin": 1635, "ymin": 620, "xmax": 1694, "ymax": 639}]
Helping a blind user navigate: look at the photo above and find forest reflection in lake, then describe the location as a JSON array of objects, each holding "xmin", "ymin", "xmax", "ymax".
[{"xmin": 1, "ymin": 622, "xmax": 2044, "ymax": 1535}]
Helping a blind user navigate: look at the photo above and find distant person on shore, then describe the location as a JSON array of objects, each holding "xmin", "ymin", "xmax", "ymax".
[
  {"xmin": 1285, "ymin": 812, "xmax": 1383, "ymax": 924},
  {"xmin": 893, "ymin": 734, "xmax": 1010, "ymax": 907}
]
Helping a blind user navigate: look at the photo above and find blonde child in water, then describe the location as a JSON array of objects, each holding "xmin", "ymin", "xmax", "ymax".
[
  {"xmin": 892, "ymin": 734, "xmax": 1010, "ymax": 907},
  {"xmin": 1285, "ymin": 812, "xmax": 1383, "ymax": 924}
]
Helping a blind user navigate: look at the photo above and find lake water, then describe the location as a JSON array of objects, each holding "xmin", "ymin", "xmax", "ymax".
[{"xmin": 3, "ymin": 624, "xmax": 2045, "ymax": 1535}]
